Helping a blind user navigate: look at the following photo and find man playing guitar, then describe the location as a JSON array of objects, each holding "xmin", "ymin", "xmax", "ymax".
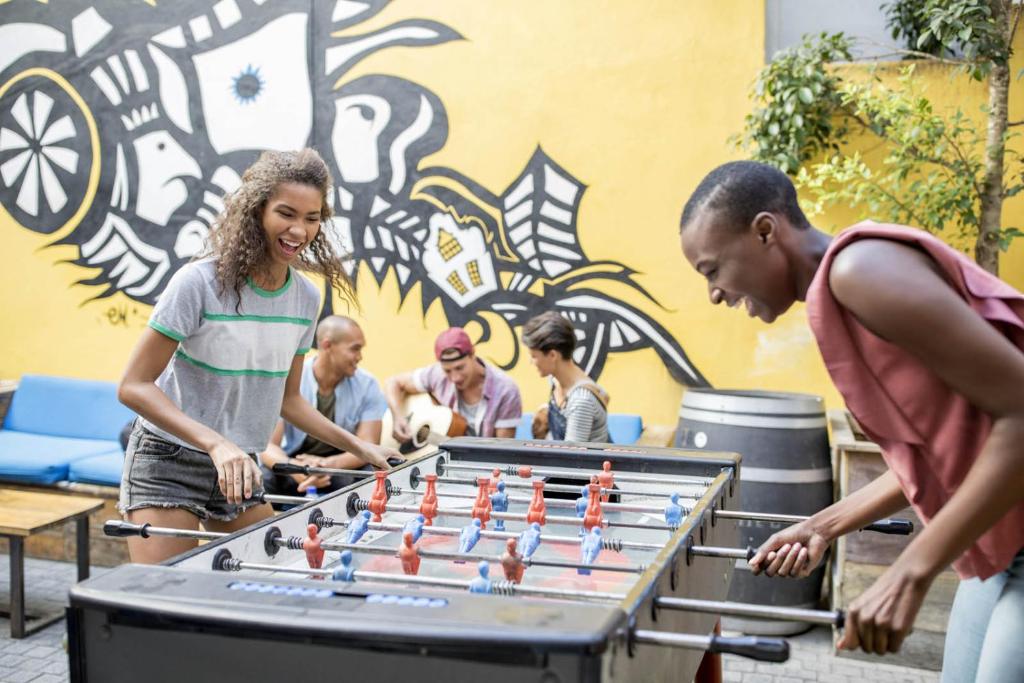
[{"xmin": 384, "ymin": 328, "xmax": 523, "ymax": 443}]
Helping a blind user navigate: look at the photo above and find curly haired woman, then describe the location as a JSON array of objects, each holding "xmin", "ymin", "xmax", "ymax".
[{"xmin": 117, "ymin": 149, "xmax": 401, "ymax": 564}]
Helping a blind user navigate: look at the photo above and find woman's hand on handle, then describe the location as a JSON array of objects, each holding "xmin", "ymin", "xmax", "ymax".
[
  {"xmin": 360, "ymin": 442, "xmax": 404, "ymax": 470},
  {"xmin": 749, "ymin": 520, "xmax": 830, "ymax": 578},
  {"xmin": 837, "ymin": 563, "xmax": 929, "ymax": 655},
  {"xmin": 208, "ymin": 439, "xmax": 261, "ymax": 504}
]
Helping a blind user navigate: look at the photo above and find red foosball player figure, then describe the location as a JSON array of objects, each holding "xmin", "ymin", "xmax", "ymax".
[
  {"xmin": 420, "ymin": 473, "xmax": 439, "ymax": 526},
  {"xmin": 501, "ymin": 537, "xmax": 525, "ymax": 584},
  {"xmin": 489, "ymin": 468, "xmax": 502, "ymax": 493},
  {"xmin": 527, "ymin": 480, "xmax": 546, "ymax": 525},
  {"xmin": 583, "ymin": 483, "xmax": 602, "ymax": 532},
  {"xmin": 399, "ymin": 531, "xmax": 420, "ymax": 575},
  {"xmin": 472, "ymin": 477, "xmax": 492, "ymax": 528},
  {"xmin": 597, "ymin": 461, "xmax": 614, "ymax": 502},
  {"xmin": 303, "ymin": 523, "xmax": 324, "ymax": 569},
  {"xmin": 369, "ymin": 470, "xmax": 388, "ymax": 522}
]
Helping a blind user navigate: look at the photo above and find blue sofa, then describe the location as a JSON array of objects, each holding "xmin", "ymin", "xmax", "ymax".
[
  {"xmin": 514, "ymin": 412, "xmax": 644, "ymax": 445},
  {"xmin": 0, "ymin": 375, "xmax": 134, "ymax": 485}
]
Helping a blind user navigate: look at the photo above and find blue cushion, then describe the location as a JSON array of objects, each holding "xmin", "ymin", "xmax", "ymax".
[
  {"xmin": 608, "ymin": 414, "xmax": 643, "ymax": 445},
  {"xmin": 0, "ymin": 431, "xmax": 121, "ymax": 484},
  {"xmin": 515, "ymin": 413, "xmax": 533, "ymax": 440},
  {"xmin": 4, "ymin": 375, "xmax": 135, "ymax": 440},
  {"xmin": 68, "ymin": 450, "xmax": 125, "ymax": 486},
  {"xmin": 514, "ymin": 412, "xmax": 642, "ymax": 444}
]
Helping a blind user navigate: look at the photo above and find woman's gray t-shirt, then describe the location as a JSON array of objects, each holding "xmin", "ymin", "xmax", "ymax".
[{"xmin": 141, "ymin": 260, "xmax": 319, "ymax": 453}]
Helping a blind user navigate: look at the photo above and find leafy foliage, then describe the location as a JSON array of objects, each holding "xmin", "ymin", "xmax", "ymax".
[
  {"xmin": 738, "ymin": 2, "xmax": 1021, "ymax": 257},
  {"xmin": 735, "ymin": 33, "xmax": 853, "ymax": 174},
  {"xmin": 796, "ymin": 68, "xmax": 1021, "ymax": 249}
]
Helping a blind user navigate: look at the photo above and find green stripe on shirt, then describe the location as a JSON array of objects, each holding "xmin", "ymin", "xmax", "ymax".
[
  {"xmin": 149, "ymin": 320, "xmax": 185, "ymax": 342},
  {"xmin": 174, "ymin": 349, "xmax": 290, "ymax": 377},
  {"xmin": 202, "ymin": 312, "xmax": 313, "ymax": 325}
]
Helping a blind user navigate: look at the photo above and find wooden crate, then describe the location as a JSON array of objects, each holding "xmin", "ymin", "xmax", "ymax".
[{"xmin": 829, "ymin": 409, "xmax": 956, "ymax": 671}]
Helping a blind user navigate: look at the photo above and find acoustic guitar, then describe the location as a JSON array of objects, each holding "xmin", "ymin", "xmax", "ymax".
[{"xmin": 381, "ymin": 393, "xmax": 469, "ymax": 454}]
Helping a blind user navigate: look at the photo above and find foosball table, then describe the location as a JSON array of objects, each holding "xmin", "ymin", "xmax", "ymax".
[{"xmin": 69, "ymin": 437, "xmax": 895, "ymax": 682}]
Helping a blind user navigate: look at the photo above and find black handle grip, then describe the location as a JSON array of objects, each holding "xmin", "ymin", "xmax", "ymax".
[
  {"xmin": 861, "ymin": 518, "xmax": 914, "ymax": 535},
  {"xmin": 709, "ymin": 635, "xmax": 789, "ymax": 662},
  {"xmin": 272, "ymin": 462, "xmax": 309, "ymax": 475},
  {"xmin": 386, "ymin": 457, "xmax": 405, "ymax": 467},
  {"xmin": 103, "ymin": 520, "xmax": 150, "ymax": 538},
  {"xmin": 745, "ymin": 545, "xmax": 755, "ymax": 561}
]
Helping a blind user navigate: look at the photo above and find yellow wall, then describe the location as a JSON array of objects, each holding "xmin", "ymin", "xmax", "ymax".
[{"xmin": 3, "ymin": 0, "xmax": 1024, "ymax": 428}]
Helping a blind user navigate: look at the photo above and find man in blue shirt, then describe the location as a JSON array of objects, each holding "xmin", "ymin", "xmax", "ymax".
[{"xmin": 260, "ymin": 316, "xmax": 388, "ymax": 496}]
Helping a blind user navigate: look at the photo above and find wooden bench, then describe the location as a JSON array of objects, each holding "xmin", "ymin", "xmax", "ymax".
[{"xmin": 0, "ymin": 488, "xmax": 103, "ymax": 638}]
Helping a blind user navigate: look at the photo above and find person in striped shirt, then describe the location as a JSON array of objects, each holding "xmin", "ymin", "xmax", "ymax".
[
  {"xmin": 522, "ymin": 312, "xmax": 610, "ymax": 443},
  {"xmin": 117, "ymin": 149, "xmax": 401, "ymax": 564}
]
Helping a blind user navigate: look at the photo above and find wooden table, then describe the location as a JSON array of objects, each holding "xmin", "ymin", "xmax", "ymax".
[{"xmin": 0, "ymin": 489, "xmax": 104, "ymax": 638}]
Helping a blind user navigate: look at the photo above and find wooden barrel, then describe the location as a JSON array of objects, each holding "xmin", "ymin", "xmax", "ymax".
[{"xmin": 675, "ymin": 389, "xmax": 831, "ymax": 636}]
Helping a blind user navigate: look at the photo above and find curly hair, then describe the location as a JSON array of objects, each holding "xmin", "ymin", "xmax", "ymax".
[{"xmin": 203, "ymin": 148, "xmax": 355, "ymax": 309}]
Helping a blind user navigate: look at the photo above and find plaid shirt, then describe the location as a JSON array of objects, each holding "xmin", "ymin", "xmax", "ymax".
[{"xmin": 412, "ymin": 359, "xmax": 522, "ymax": 437}]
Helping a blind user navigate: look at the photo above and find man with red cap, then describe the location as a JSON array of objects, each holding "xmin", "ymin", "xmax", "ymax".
[{"xmin": 384, "ymin": 327, "xmax": 522, "ymax": 441}]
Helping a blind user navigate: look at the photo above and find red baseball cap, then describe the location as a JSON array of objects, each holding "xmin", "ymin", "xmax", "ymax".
[{"xmin": 434, "ymin": 327, "xmax": 474, "ymax": 360}]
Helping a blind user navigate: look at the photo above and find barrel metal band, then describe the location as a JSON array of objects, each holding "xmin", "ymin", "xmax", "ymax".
[
  {"xmin": 679, "ymin": 407, "xmax": 826, "ymax": 430},
  {"xmin": 740, "ymin": 466, "xmax": 832, "ymax": 484}
]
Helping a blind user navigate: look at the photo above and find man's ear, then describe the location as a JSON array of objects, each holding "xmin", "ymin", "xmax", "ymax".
[{"xmin": 752, "ymin": 212, "xmax": 777, "ymax": 245}]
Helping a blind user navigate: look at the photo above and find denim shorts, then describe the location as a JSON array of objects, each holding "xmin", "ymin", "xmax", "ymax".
[{"xmin": 117, "ymin": 422, "xmax": 263, "ymax": 522}]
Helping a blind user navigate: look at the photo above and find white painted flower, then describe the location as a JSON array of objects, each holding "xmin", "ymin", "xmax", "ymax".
[{"xmin": 0, "ymin": 90, "xmax": 79, "ymax": 217}]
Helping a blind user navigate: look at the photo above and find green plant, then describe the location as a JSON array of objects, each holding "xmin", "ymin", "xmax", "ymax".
[{"xmin": 737, "ymin": 1, "xmax": 1022, "ymax": 274}]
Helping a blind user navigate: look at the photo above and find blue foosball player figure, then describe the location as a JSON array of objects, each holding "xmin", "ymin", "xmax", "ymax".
[
  {"xmin": 459, "ymin": 518, "xmax": 483, "ymax": 554},
  {"xmin": 490, "ymin": 482, "xmax": 509, "ymax": 531},
  {"xmin": 575, "ymin": 485, "xmax": 589, "ymax": 536},
  {"xmin": 404, "ymin": 514, "xmax": 426, "ymax": 543},
  {"xmin": 332, "ymin": 550, "xmax": 356, "ymax": 582},
  {"xmin": 347, "ymin": 510, "xmax": 372, "ymax": 544},
  {"xmin": 468, "ymin": 561, "xmax": 492, "ymax": 594},
  {"xmin": 519, "ymin": 521, "xmax": 542, "ymax": 559},
  {"xmin": 579, "ymin": 528, "xmax": 602, "ymax": 575},
  {"xmin": 664, "ymin": 492, "xmax": 684, "ymax": 530}
]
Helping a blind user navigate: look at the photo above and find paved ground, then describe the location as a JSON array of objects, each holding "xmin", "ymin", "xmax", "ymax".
[{"xmin": 0, "ymin": 555, "xmax": 940, "ymax": 682}]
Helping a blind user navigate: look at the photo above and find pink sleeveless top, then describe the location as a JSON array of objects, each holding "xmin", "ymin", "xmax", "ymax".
[{"xmin": 806, "ymin": 222, "xmax": 1024, "ymax": 580}]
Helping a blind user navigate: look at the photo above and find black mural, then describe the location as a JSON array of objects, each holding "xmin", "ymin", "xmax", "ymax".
[{"xmin": 0, "ymin": 0, "xmax": 708, "ymax": 386}]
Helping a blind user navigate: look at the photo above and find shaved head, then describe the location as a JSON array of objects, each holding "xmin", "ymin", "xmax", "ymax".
[{"xmin": 316, "ymin": 315, "xmax": 360, "ymax": 345}]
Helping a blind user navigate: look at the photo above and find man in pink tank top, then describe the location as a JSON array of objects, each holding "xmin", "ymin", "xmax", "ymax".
[{"xmin": 678, "ymin": 161, "xmax": 1024, "ymax": 682}]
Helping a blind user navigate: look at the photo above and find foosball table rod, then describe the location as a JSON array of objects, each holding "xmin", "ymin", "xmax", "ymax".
[
  {"xmin": 631, "ymin": 630, "xmax": 789, "ymax": 663},
  {"xmin": 394, "ymin": 487, "xmax": 701, "ymax": 512},
  {"xmin": 316, "ymin": 515, "xmax": 664, "ymax": 552},
  {"xmin": 428, "ymin": 475, "xmax": 705, "ymax": 498},
  {"xmin": 438, "ymin": 460, "xmax": 714, "ymax": 487},
  {"xmin": 655, "ymin": 597, "xmax": 844, "ymax": 628},
  {"xmin": 352, "ymin": 498, "xmax": 679, "ymax": 531}
]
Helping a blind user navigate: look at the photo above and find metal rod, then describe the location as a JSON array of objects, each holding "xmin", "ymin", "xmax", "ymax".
[
  {"xmin": 691, "ymin": 545, "xmax": 754, "ymax": 561},
  {"xmin": 655, "ymin": 597, "xmax": 844, "ymax": 627},
  {"xmin": 261, "ymin": 493, "xmax": 308, "ymax": 505},
  {"xmin": 103, "ymin": 521, "xmax": 227, "ymax": 541},
  {"xmin": 271, "ymin": 462, "xmax": 375, "ymax": 478},
  {"xmin": 361, "ymin": 500, "xmax": 671, "ymax": 531},
  {"xmin": 401, "ymin": 488, "xmax": 696, "ymax": 513},
  {"xmin": 715, "ymin": 510, "xmax": 914, "ymax": 535},
  {"xmin": 325, "ymin": 519, "xmax": 663, "ymax": 552},
  {"xmin": 633, "ymin": 630, "xmax": 714, "ymax": 651},
  {"xmin": 312, "ymin": 537, "xmax": 645, "ymax": 574},
  {"xmin": 633, "ymin": 630, "xmax": 789, "ymax": 663},
  {"xmin": 437, "ymin": 475, "xmax": 705, "ymax": 498},
  {"xmin": 441, "ymin": 461, "xmax": 713, "ymax": 486}
]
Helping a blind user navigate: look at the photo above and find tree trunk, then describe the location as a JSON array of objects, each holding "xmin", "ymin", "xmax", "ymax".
[{"xmin": 977, "ymin": 1, "xmax": 1012, "ymax": 275}]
